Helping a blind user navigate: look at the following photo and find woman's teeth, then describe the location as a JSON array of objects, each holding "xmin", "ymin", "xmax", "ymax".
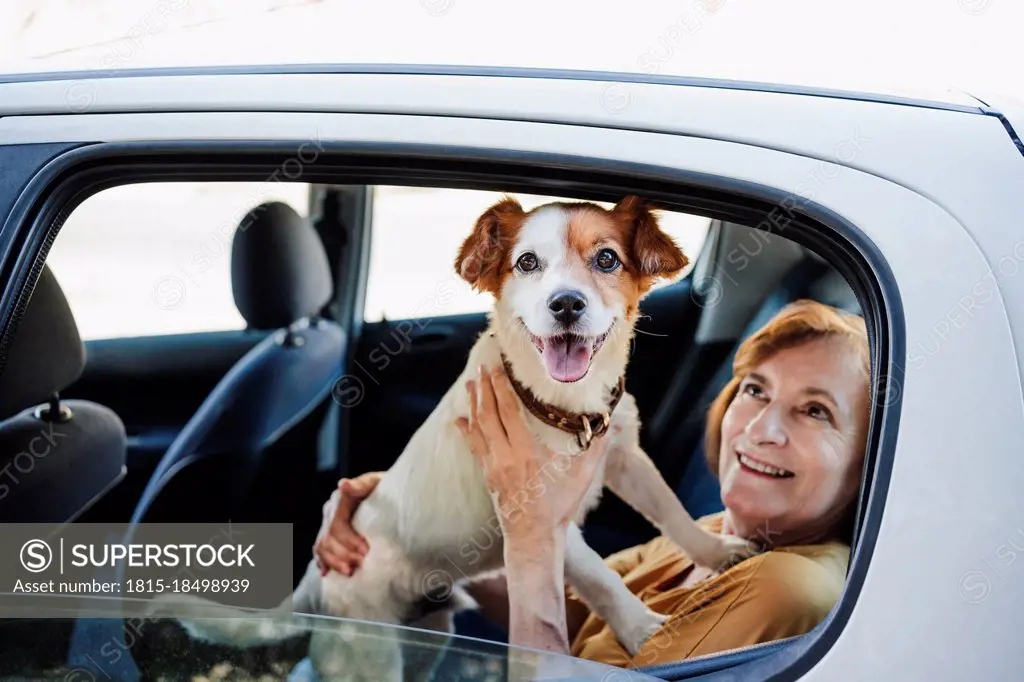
[{"xmin": 738, "ymin": 453, "xmax": 794, "ymax": 478}]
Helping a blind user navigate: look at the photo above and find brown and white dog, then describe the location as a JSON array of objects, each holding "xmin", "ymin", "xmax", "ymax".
[{"xmin": 154, "ymin": 195, "xmax": 753, "ymax": 679}]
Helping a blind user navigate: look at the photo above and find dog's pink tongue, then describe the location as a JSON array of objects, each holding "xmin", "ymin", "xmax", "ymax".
[{"xmin": 543, "ymin": 336, "xmax": 592, "ymax": 382}]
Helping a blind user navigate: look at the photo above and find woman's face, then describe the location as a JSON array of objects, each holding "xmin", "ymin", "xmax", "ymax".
[{"xmin": 717, "ymin": 336, "xmax": 869, "ymax": 542}]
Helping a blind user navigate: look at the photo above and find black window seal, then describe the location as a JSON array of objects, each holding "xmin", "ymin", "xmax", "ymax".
[{"xmin": 0, "ymin": 140, "xmax": 904, "ymax": 681}]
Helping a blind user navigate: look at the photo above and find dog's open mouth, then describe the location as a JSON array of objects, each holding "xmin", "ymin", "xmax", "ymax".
[{"xmin": 529, "ymin": 331, "xmax": 609, "ymax": 383}]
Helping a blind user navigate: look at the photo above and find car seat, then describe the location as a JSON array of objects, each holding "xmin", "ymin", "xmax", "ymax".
[
  {"xmin": 129, "ymin": 201, "xmax": 346, "ymax": 524},
  {"xmin": 0, "ymin": 265, "xmax": 127, "ymax": 523}
]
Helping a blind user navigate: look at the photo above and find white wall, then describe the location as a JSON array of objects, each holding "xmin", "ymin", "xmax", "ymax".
[{"xmin": 1, "ymin": 0, "xmax": 1022, "ymax": 104}]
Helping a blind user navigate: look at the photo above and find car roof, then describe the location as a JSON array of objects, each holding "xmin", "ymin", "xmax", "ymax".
[
  {"xmin": 2, "ymin": 61, "xmax": 1016, "ymax": 229},
  {"xmin": 0, "ymin": 63, "xmax": 987, "ymax": 113}
]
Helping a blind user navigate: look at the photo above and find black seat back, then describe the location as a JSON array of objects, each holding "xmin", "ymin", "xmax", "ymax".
[{"xmin": 0, "ymin": 266, "xmax": 126, "ymax": 523}]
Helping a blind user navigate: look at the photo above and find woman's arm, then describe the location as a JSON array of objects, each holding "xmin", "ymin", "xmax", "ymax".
[
  {"xmin": 503, "ymin": 529, "xmax": 570, "ymax": 652},
  {"xmin": 463, "ymin": 569, "xmax": 593, "ymax": 644},
  {"xmin": 456, "ymin": 365, "xmax": 608, "ymax": 653}
]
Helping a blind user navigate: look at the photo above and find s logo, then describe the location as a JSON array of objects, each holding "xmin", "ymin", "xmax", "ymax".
[{"xmin": 20, "ymin": 539, "xmax": 52, "ymax": 573}]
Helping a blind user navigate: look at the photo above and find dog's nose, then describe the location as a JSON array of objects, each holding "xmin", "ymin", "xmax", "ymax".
[{"xmin": 548, "ymin": 290, "xmax": 587, "ymax": 324}]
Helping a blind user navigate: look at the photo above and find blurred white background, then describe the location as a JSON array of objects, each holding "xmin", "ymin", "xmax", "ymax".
[{"xmin": 1, "ymin": 0, "xmax": 1020, "ymax": 100}]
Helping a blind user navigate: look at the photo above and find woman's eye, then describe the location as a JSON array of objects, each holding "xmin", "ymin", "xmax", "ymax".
[
  {"xmin": 595, "ymin": 248, "xmax": 620, "ymax": 272},
  {"xmin": 806, "ymin": 404, "xmax": 832, "ymax": 422},
  {"xmin": 516, "ymin": 252, "xmax": 539, "ymax": 272},
  {"xmin": 742, "ymin": 383, "xmax": 766, "ymax": 399}
]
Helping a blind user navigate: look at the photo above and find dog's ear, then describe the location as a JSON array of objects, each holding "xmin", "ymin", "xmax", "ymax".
[
  {"xmin": 613, "ymin": 195, "xmax": 689, "ymax": 281},
  {"xmin": 455, "ymin": 196, "xmax": 525, "ymax": 294}
]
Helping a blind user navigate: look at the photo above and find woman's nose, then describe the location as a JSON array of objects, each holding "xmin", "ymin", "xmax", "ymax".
[{"xmin": 745, "ymin": 403, "xmax": 788, "ymax": 446}]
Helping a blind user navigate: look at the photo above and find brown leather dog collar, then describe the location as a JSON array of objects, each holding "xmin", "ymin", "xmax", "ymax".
[{"xmin": 499, "ymin": 353, "xmax": 625, "ymax": 451}]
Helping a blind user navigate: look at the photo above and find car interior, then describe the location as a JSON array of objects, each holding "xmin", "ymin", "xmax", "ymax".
[{"xmin": 0, "ymin": 178, "xmax": 864, "ymax": 681}]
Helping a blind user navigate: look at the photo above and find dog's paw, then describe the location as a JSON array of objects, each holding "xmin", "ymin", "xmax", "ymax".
[
  {"xmin": 617, "ymin": 607, "xmax": 669, "ymax": 657},
  {"xmin": 688, "ymin": 532, "xmax": 760, "ymax": 571}
]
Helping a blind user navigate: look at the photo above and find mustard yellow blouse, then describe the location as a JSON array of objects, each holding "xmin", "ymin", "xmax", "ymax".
[{"xmin": 567, "ymin": 512, "xmax": 849, "ymax": 668}]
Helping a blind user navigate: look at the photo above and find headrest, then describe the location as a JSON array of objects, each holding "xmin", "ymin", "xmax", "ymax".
[
  {"xmin": 0, "ymin": 266, "xmax": 85, "ymax": 420},
  {"xmin": 231, "ymin": 202, "xmax": 333, "ymax": 330}
]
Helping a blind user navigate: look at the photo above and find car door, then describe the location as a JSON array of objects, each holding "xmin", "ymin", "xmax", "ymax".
[{"xmin": 0, "ymin": 69, "xmax": 1021, "ymax": 682}]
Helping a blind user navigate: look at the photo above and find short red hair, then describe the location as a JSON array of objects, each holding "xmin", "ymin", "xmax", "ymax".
[{"xmin": 704, "ymin": 299, "xmax": 870, "ymax": 475}]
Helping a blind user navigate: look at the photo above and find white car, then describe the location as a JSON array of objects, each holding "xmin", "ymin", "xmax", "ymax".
[{"xmin": 0, "ymin": 65, "xmax": 1020, "ymax": 681}]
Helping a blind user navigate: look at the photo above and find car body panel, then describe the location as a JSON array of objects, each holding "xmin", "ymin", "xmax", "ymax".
[
  {"xmin": 0, "ymin": 71, "xmax": 991, "ymax": 172},
  {"xmin": 0, "ymin": 68, "xmax": 1020, "ymax": 679}
]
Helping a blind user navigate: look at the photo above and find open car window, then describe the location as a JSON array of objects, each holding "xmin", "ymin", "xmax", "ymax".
[{"xmin": 45, "ymin": 181, "xmax": 311, "ymax": 341}]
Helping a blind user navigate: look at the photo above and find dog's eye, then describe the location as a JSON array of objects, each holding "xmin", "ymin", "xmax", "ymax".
[
  {"xmin": 595, "ymin": 249, "xmax": 620, "ymax": 272},
  {"xmin": 516, "ymin": 252, "xmax": 539, "ymax": 272}
]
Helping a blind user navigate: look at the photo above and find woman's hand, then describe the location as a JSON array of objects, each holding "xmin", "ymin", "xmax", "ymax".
[
  {"xmin": 313, "ymin": 471, "xmax": 383, "ymax": 576},
  {"xmin": 455, "ymin": 365, "xmax": 608, "ymax": 541}
]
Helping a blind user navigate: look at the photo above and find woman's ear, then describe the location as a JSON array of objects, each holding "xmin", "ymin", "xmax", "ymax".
[
  {"xmin": 614, "ymin": 195, "xmax": 689, "ymax": 281},
  {"xmin": 454, "ymin": 195, "xmax": 525, "ymax": 295}
]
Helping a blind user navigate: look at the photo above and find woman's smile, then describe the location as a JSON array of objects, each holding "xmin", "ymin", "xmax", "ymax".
[{"xmin": 735, "ymin": 450, "xmax": 795, "ymax": 479}]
